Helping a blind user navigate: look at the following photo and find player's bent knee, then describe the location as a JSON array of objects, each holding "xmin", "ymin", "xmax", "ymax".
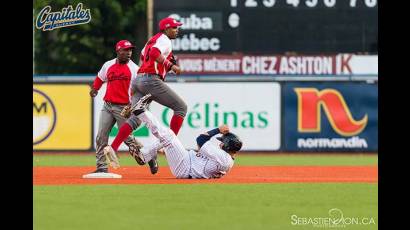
[
  {"xmin": 126, "ymin": 116, "xmax": 141, "ymax": 130},
  {"xmin": 160, "ymin": 133, "xmax": 176, "ymax": 147},
  {"xmin": 172, "ymin": 101, "xmax": 187, "ymax": 118},
  {"xmin": 179, "ymin": 102, "xmax": 188, "ymax": 116}
]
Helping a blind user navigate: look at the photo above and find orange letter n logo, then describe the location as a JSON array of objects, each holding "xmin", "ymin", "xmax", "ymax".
[{"xmin": 294, "ymin": 88, "xmax": 368, "ymax": 136}]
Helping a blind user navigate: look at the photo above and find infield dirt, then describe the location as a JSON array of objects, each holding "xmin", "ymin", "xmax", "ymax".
[{"xmin": 34, "ymin": 165, "xmax": 377, "ymax": 185}]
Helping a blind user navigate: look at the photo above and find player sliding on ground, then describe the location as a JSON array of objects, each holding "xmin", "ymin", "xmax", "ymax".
[{"xmin": 103, "ymin": 94, "xmax": 243, "ymax": 179}]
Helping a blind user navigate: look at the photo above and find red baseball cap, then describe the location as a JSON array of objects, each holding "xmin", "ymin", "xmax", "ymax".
[
  {"xmin": 159, "ymin": 17, "xmax": 183, "ymax": 31},
  {"xmin": 115, "ymin": 40, "xmax": 135, "ymax": 51}
]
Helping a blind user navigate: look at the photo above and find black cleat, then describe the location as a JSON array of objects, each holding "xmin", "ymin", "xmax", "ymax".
[
  {"xmin": 92, "ymin": 168, "xmax": 108, "ymax": 173},
  {"xmin": 148, "ymin": 158, "xmax": 158, "ymax": 174},
  {"xmin": 131, "ymin": 94, "xmax": 152, "ymax": 116}
]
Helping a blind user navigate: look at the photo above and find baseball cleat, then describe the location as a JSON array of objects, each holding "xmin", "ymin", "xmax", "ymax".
[
  {"xmin": 103, "ymin": 145, "xmax": 120, "ymax": 169},
  {"xmin": 131, "ymin": 93, "xmax": 152, "ymax": 116},
  {"xmin": 148, "ymin": 157, "xmax": 159, "ymax": 174},
  {"xmin": 128, "ymin": 140, "xmax": 145, "ymax": 165},
  {"xmin": 92, "ymin": 168, "xmax": 108, "ymax": 173}
]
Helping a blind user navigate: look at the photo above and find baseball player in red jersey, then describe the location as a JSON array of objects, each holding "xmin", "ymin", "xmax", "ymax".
[
  {"xmin": 104, "ymin": 17, "xmax": 186, "ymax": 173},
  {"xmin": 90, "ymin": 40, "xmax": 146, "ymax": 173}
]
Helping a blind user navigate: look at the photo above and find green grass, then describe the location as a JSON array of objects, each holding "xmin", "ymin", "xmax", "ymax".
[
  {"xmin": 34, "ymin": 154, "xmax": 378, "ymax": 230},
  {"xmin": 33, "ymin": 153, "xmax": 378, "ymax": 167},
  {"xmin": 33, "ymin": 183, "xmax": 377, "ymax": 230}
]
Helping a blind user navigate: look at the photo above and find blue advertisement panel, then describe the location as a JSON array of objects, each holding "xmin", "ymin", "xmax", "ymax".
[{"xmin": 283, "ymin": 82, "xmax": 378, "ymax": 152}]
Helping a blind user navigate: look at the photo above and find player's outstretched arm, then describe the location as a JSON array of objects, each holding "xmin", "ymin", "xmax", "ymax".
[{"xmin": 196, "ymin": 125, "xmax": 229, "ymax": 148}]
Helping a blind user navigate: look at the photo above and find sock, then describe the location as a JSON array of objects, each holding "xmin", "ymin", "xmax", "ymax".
[
  {"xmin": 111, "ymin": 123, "xmax": 133, "ymax": 151},
  {"xmin": 170, "ymin": 114, "xmax": 184, "ymax": 135}
]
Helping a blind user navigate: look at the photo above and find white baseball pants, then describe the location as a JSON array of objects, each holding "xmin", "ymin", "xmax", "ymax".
[{"xmin": 139, "ymin": 111, "xmax": 190, "ymax": 178}]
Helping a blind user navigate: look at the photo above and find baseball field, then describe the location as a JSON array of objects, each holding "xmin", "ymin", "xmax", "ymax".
[{"xmin": 33, "ymin": 152, "xmax": 378, "ymax": 230}]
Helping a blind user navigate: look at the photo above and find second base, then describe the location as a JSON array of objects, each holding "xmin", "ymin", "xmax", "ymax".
[{"xmin": 82, "ymin": 172, "xmax": 122, "ymax": 179}]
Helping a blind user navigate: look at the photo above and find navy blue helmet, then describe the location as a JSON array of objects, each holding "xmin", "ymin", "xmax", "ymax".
[{"xmin": 217, "ymin": 133, "xmax": 243, "ymax": 152}]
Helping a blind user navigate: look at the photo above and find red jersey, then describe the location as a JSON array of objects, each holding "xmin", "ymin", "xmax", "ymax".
[
  {"xmin": 94, "ymin": 59, "xmax": 139, "ymax": 104},
  {"xmin": 138, "ymin": 33, "xmax": 173, "ymax": 80}
]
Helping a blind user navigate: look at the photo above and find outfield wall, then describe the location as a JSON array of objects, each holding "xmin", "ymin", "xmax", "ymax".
[
  {"xmin": 33, "ymin": 80, "xmax": 377, "ymax": 152},
  {"xmin": 283, "ymin": 82, "xmax": 378, "ymax": 152},
  {"xmin": 33, "ymin": 84, "xmax": 92, "ymax": 151}
]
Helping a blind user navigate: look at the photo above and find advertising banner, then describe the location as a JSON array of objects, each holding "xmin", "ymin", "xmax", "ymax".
[
  {"xmin": 33, "ymin": 84, "xmax": 92, "ymax": 150},
  {"xmin": 177, "ymin": 54, "xmax": 378, "ymax": 76},
  {"xmin": 283, "ymin": 82, "xmax": 378, "ymax": 152},
  {"xmin": 94, "ymin": 83, "xmax": 281, "ymax": 151}
]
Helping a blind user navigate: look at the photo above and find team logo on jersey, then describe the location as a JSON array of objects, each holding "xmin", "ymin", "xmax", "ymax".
[
  {"xmin": 294, "ymin": 88, "xmax": 368, "ymax": 136},
  {"xmin": 35, "ymin": 3, "xmax": 91, "ymax": 31},
  {"xmin": 33, "ymin": 89, "xmax": 57, "ymax": 145}
]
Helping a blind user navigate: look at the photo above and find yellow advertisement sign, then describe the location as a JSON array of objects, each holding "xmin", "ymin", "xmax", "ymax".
[{"xmin": 33, "ymin": 84, "xmax": 92, "ymax": 150}]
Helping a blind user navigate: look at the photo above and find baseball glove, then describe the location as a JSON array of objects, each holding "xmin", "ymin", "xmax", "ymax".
[
  {"xmin": 121, "ymin": 105, "xmax": 132, "ymax": 118},
  {"xmin": 128, "ymin": 138, "xmax": 145, "ymax": 165},
  {"xmin": 170, "ymin": 54, "xmax": 177, "ymax": 65},
  {"xmin": 167, "ymin": 55, "xmax": 178, "ymax": 72}
]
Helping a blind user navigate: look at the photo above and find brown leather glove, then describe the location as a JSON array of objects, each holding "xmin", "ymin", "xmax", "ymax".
[
  {"xmin": 89, "ymin": 88, "xmax": 98, "ymax": 97},
  {"xmin": 120, "ymin": 105, "xmax": 132, "ymax": 118}
]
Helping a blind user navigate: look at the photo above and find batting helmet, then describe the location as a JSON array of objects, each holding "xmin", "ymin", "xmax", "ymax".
[{"xmin": 217, "ymin": 133, "xmax": 243, "ymax": 152}]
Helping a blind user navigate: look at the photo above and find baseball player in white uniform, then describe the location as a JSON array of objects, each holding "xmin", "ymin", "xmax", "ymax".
[{"xmin": 104, "ymin": 94, "xmax": 243, "ymax": 179}]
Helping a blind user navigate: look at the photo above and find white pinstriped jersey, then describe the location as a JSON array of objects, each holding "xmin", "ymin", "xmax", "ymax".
[
  {"xmin": 188, "ymin": 141, "xmax": 234, "ymax": 179},
  {"xmin": 137, "ymin": 110, "xmax": 234, "ymax": 179}
]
